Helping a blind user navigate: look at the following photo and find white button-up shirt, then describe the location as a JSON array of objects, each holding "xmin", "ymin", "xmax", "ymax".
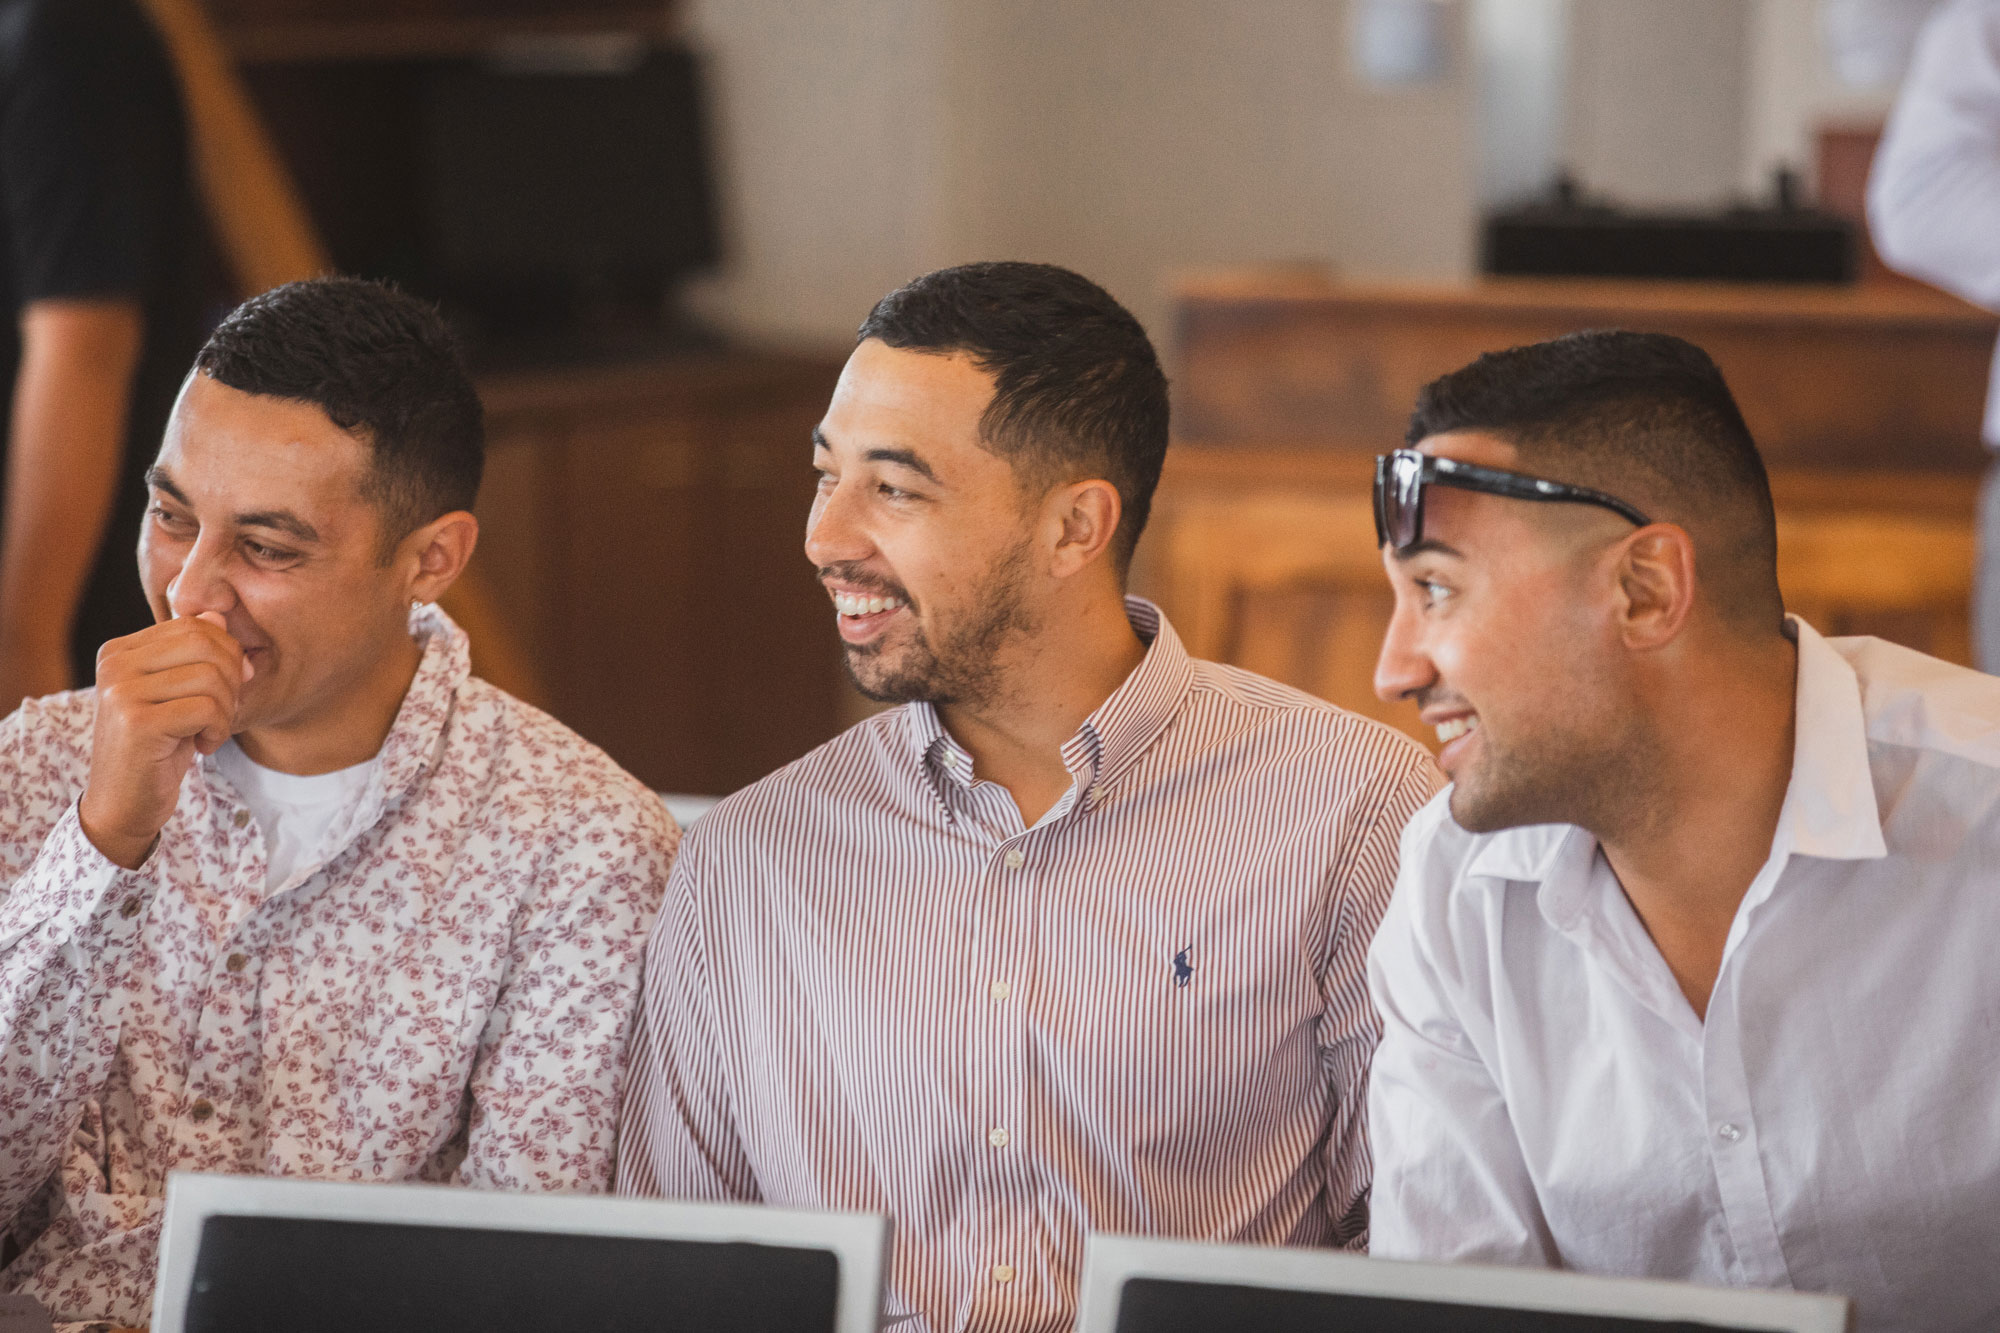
[
  {"xmin": 1368, "ymin": 619, "xmax": 2000, "ymax": 1333},
  {"xmin": 1869, "ymin": 0, "xmax": 2000, "ymax": 445}
]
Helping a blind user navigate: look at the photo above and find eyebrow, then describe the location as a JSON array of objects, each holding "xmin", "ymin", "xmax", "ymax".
[
  {"xmin": 146, "ymin": 466, "xmax": 323, "ymax": 544},
  {"xmin": 810, "ymin": 429, "xmax": 941, "ymax": 485},
  {"xmin": 864, "ymin": 447, "xmax": 939, "ymax": 484},
  {"xmin": 1392, "ymin": 538, "xmax": 1465, "ymax": 562}
]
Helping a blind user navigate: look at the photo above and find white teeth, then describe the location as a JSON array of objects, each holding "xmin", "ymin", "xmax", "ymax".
[
  {"xmin": 832, "ymin": 591, "xmax": 906, "ymax": 617},
  {"xmin": 1434, "ymin": 716, "xmax": 1478, "ymax": 745}
]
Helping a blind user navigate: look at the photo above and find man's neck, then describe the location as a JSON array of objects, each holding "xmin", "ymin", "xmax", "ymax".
[
  {"xmin": 1596, "ymin": 630, "xmax": 1799, "ymax": 1020},
  {"xmin": 235, "ymin": 633, "xmax": 425, "ymax": 776},
  {"xmin": 938, "ymin": 593, "xmax": 1148, "ymax": 828}
]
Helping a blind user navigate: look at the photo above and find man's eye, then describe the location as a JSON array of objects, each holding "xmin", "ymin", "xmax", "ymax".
[
  {"xmin": 877, "ymin": 482, "xmax": 913, "ymax": 500},
  {"xmin": 813, "ymin": 469, "xmax": 836, "ymax": 489},
  {"xmin": 245, "ymin": 541, "xmax": 296, "ymax": 563},
  {"xmin": 148, "ymin": 505, "xmax": 192, "ymax": 530},
  {"xmin": 1417, "ymin": 579, "xmax": 1454, "ymax": 607}
]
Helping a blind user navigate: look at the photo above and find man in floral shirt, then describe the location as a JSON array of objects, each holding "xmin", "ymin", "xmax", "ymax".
[{"xmin": 0, "ymin": 277, "xmax": 676, "ymax": 1328}]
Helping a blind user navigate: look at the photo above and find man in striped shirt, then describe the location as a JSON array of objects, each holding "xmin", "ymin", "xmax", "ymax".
[{"xmin": 617, "ymin": 262, "xmax": 1440, "ymax": 1333}]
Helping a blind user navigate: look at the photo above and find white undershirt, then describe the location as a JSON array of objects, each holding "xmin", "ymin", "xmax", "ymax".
[{"xmin": 212, "ymin": 740, "xmax": 380, "ymax": 889}]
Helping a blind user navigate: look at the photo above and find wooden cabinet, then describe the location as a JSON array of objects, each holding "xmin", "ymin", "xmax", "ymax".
[
  {"xmin": 472, "ymin": 352, "xmax": 848, "ymax": 795},
  {"xmin": 1140, "ymin": 273, "xmax": 1999, "ymax": 747}
]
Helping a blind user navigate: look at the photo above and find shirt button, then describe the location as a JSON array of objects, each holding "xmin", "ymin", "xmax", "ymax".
[
  {"xmin": 942, "ymin": 751, "xmax": 959, "ymax": 768},
  {"xmin": 989, "ymin": 980, "xmax": 1011, "ymax": 1001},
  {"xmin": 1716, "ymin": 1122, "xmax": 1743, "ymax": 1143},
  {"xmin": 118, "ymin": 896, "xmax": 142, "ymax": 919},
  {"xmin": 1002, "ymin": 848, "xmax": 1024, "ymax": 870},
  {"xmin": 990, "ymin": 1264, "xmax": 1015, "ymax": 1285},
  {"xmin": 232, "ymin": 809, "xmax": 251, "ymax": 829},
  {"xmin": 988, "ymin": 1127, "xmax": 1010, "ymax": 1148},
  {"xmin": 226, "ymin": 953, "xmax": 249, "ymax": 973},
  {"xmin": 190, "ymin": 1099, "xmax": 215, "ymax": 1123}
]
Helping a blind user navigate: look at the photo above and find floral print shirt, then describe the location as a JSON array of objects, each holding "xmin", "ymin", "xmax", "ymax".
[{"xmin": 0, "ymin": 607, "xmax": 675, "ymax": 1327}]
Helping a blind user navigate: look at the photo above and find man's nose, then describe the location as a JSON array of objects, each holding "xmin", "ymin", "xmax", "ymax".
[
  {"xmin": 165, "ymin": 536, "xmax": 239, "ymax": 620},
  {"xmin": 1374, "ymin": 596, "xmax": 1437, "ymax": 705},
  {"xmin": 804, "ymin": 479, "xmax": 870, "ymax": 569}
]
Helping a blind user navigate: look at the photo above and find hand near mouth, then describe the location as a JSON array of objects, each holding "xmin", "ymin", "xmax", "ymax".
[{"xmin": 79, "ymin": 612, "xmax": 254, "ymax": 870}]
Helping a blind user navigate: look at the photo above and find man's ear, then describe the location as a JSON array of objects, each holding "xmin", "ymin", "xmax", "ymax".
[
  {"xmin": 1614, "ymin": 524, "xmax": 1697, "ymax": 650},
  {"xmin": 401, "ymin": 510, "xmax": 479, "ymax": 605},
  {"xmin": 1045, "ymin": 479, "xmax": 1123, "ymax": 580}
]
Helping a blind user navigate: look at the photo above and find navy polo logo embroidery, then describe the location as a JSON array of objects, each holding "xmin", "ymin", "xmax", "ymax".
[{"xmin": 1172, "ymin": 946, "xmax": 1194, "ymax": 989}]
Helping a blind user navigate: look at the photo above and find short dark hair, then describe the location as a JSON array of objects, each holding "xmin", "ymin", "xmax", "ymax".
[
  {"xmin": 1407, "ymin": 330, "xmax": 1782, "ymax": 631},
  {"xmin": 193, "ymin": 277, "xmax": 484, "ymax": 549},
  {"xmin": 857, "ymin": 261, "xmax": 1170, "ymax": 571}
]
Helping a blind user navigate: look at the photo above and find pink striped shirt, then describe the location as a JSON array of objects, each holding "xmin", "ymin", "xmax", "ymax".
[{"xmin": 616, "ymin": 599, "xmax": 1440, "ymax": 1333}]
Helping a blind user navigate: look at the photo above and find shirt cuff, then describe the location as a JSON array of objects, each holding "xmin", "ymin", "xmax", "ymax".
[{"xmin": 0, "ymin": 800, "xmax": 155, "ymax": 950}]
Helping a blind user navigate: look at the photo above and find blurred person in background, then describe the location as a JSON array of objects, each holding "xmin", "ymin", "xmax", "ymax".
[
  {"xmin": 0, "ymin": 0, "xmax": 211, "ymax": 708},
  {"xmin": 1870, "ymin": 0, "xmax": 2000, "ymax": 669}
]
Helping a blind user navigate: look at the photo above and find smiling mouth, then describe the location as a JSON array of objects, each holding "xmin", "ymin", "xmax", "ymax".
[
  {"xmin": 1434, "ymin": 715, "xmax": 1477, "ymax": 745},
  {"xmin": 829, "ymin": 590, "xmax": 908, "ymax": 618}
]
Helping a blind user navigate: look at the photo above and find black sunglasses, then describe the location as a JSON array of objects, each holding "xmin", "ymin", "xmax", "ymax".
[{"xmin": 1373, "ymin": 449, "xmax": 1653, "ymax": 553}]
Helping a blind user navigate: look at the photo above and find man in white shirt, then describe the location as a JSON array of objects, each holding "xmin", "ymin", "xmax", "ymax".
[
  {"xmin": 0, "ymin": 277, "xmax": 675, "ymax": 1327},
  {"xmin": 1366, "ymin": 329, "xmax": 2000, "ymax": 1333},
  {"xmin": 1869, "ymin": 0, "xmax": 2000, "ymax": 668}
]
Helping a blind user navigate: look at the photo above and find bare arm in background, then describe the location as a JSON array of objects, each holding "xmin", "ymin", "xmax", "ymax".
[{"xmin": 0, "ymin": 299, "xmax": 144, "ymax": 709}]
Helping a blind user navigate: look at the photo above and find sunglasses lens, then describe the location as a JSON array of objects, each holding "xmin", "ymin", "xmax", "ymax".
[
  {"xmin": 1395, "ymin": 455, "xmax": 1424, "ymax": 548},
  {"xmin": 1373, "ymin": 452, "xmax": 1424, "ymax": 550},
  {"xmin": 1373, "ymin": 456, "xmax": 1391, "ymax": 547}
]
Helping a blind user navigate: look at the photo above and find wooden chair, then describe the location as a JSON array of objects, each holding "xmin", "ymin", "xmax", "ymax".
[
  {"xmin": 1146, "ymin": 483, "xmax": 1423, "ymax": 742},
  {"xmin": 134, "ymin": 0, "xmax": 551, "ymax": 708}
]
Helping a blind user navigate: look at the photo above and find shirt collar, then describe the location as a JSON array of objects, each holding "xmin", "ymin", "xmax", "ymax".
[
  {"xmin": 371, "ymin": 602, "xmax": 472, "ymax": 803},
  {"xmin": 201, "ymin": 602, "xmax": 469, "ymax": 815},
  {"xmin": 1776, "ymin": 615, "xmax": 1887, "ymax": 862},
  {"xmin": 1463, "ymin": 614, "xmax": 1886, "ymax": 900},
  {"xmin": 907, "ymin": 596, "xmax": 1196, "ymax": 817}
]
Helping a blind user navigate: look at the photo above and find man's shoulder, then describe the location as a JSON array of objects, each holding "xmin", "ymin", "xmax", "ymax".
[
  {"xmin": 4, "ymin": 686, "xmax": 96, "ymax": 766},
  {"xmin": 693, "ymin": 707, "xmax": 914, "ymax": 838},
  {"xmin": 453, "ymin": 677, "xmax": 677, "ymax": 842},
  {"xmin": 1181, "ymin": 655, "xmax": 1436, "ymax": 775},
  {"xmin": 1832, "ymin": 634, "xmax": 2000, "ymax": 772}
]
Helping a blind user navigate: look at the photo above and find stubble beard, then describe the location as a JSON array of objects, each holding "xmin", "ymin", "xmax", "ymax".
[
  {"xmin": 1448, "ymin": 706, "xmax": 1658, "ymax": 839},
  {"xmin": 839, "ymin": 540, "xmax": 1037, "ymax": 709}
]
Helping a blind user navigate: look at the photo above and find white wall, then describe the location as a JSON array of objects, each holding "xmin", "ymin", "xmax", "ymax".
[
  {"xmin": 1562, "ymin": 0, "xmax": 1753, "ymax": 208},
  {"xmin": 682, "ymin": 0, "xmax": 1476, "ymax": 347},
  {"xmin": 1741, "ymin": 0, "xmax": 1936, "ymax": 195},
  {"xmin": 677, "ymin": 0, "xmax": 955, "ymax": 346},
  {"xmin": 679, "ymin": 0, "xmax": 1936, "ymax": 350}
]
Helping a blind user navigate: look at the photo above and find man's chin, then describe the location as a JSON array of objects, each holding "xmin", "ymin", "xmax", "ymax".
[
  {"xmin": 1444, "ymin": 775, "xmax": 1536, "ymax": 835},
  {"xmin": 840, "ymin": 645, "xmax": 937, "ymax": 706}
]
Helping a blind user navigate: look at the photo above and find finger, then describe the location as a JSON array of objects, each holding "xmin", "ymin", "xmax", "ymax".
[
  {"xmin": 192, "ymin": 612, "xmax": 253, "ymax": 681},
  {"xmin": 120, "ymin": 660, "xmax": 241, "ymax": 712},
  {"xmin": 96, "ymin": 617, "xmax": 245, "ymax": 684},
  {"xmin": 148, "ymin": 693, "xmax": 234, "ymax": 747}
]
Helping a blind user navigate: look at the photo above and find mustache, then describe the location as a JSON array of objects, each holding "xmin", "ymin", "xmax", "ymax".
[
  {"xmin": 816, "ymin": 563, "xmax": 914, "ymax": 607},
  {"xmin": 1411, "ymin": 686, "xmax": 1471, "ymax": 714}
]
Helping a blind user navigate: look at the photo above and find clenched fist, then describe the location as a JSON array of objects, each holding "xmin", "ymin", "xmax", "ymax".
[{"xmin": 78, "ymin": 613, "xmax": 253, "ymax": 870}]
